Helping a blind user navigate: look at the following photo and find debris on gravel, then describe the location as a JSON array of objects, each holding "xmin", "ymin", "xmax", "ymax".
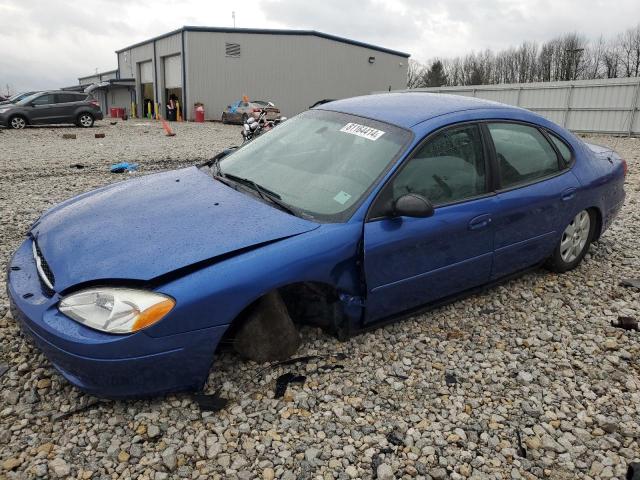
[{"xmin": 1, "ymin": 125, "xmax": 639, "ymax": 478}]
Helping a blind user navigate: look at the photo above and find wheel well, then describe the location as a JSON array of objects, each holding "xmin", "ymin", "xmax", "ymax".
[
  {"xmin": 588, "ymin": 206, "xmax": 603, "ymax": 241},
  {"xmin": 219, "ymin": 282, "xmax": 343, "ymax": 349}
]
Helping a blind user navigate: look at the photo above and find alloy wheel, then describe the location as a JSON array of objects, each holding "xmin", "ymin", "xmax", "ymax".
[
  {"xmin": 10, "ymin": 117, "xmax": 26, "ymax": 129},
  {"xmin": 560, "ymin": 210, "xmax": 591, "ymax": 263},
  {"xmin": 79, "ymin": 114, "xmax": 93, "ymax": 127}
]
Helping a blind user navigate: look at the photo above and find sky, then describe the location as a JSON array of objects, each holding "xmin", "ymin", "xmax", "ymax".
[{"xmin": 1, "ymin": 0, "xmax": 639, "ymax": 92}]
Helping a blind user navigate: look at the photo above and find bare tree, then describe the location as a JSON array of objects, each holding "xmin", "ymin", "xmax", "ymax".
[
  {"xmin": 407, "ymin": 59, "xmax": 426, "ymax": 88},
  {"xmin": 414, "ymin": 23, "xmax": 640, "ymax": 87},
  {"xmin": 619, "ymin": 25, "xmax": 640, "ymax": 77}
]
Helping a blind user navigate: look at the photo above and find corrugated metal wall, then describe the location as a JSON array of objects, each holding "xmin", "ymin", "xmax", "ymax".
[
  {"xmin": 118, "ymin": 33, "xmax": 182, "ymax": 116},
  {"xmin": 117, "ymin": 34, "xmax": 183, "ymax": 118},
  {"xmin": 405, "ymin": 78, "xmax": 640, "ymax": 135},
  {"xmin": 185, "ymin": 31, "xmax": 408, "ymax": 120}
]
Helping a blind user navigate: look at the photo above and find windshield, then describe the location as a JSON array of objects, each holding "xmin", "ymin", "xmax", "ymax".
[
  {"xmin": 16, "ymin": 93, "xmax": 43, "ymax": 105},
  {"xmin": 219, "ymin": 110, "xmax": 410, "ymax": 221},
  {"xmin": 10, "ymin": 92, "xmax": 36, "ymax": 103}
]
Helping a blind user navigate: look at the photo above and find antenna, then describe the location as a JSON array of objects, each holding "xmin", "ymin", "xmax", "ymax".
[{"xmin": 232, "ymin": 11, "xmax": 236, "ymax": 28}]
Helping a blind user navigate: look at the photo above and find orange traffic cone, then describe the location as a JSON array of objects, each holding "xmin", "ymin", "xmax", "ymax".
[{"xmin": 160, "ymin": 117, "xmax": 176, "ymax": 137}]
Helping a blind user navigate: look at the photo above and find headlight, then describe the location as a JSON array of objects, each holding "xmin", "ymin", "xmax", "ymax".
[
  {"xmin": 0, "ymin": 108, "xmax": 9, "ymax": 114},
  {"xmin": 59, "ymin": 287, "xmax": 175, "ymax": 334}
]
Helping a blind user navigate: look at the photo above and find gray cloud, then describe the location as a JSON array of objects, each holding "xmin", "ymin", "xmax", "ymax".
[
  {"xmin": 1, "ymin": 0, "xmax": 639, "ymax": 92},
  {"xmin": 260, "ymin": 0, "xmax": 640, "ymax": 61}
]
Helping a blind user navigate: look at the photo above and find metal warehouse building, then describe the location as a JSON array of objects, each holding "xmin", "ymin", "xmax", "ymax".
[{"xmin": 114, "ymin": 26, "xmax": 409, "ymax": 120}]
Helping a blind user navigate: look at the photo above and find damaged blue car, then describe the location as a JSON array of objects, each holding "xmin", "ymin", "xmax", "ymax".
[{"xmin": 8, "ymin": 93, "xmax": 626, "ymax": 397}]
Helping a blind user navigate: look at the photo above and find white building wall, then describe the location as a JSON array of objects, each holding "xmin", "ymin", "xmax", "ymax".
[
  {"xmin": 185, "ymin": 31, "xmax": 408, "ymax": 120},
  {"xmin": 116, "ymin": 29, "xmax": 408, "ymax": 121}
]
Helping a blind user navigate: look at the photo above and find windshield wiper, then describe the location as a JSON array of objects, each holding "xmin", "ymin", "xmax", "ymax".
[
  {"xmin": 206, "ymin": 157, "xmax": 239, "ymax": 190},
  {"xmin": 223, "ymin": 173, "xmax": 299, "ymax": 216}
]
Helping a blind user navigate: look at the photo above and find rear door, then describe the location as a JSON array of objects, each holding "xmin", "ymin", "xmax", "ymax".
[
  {"xmin": 485, "ymin": 122, "xmax": 580, "ymax": 279},
  {"xmin": 364, "ymin": 123, "xmax": 498, "ymax": 323},
  {"xmin": 55, "ymin": 93, "xmax": 85, "ymax": 122}
]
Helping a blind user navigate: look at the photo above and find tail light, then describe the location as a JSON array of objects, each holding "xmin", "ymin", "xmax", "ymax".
[
  {"xmin": 89, "ymin": 99, "xmax": 100, "ymax": 108},
  {"xmin": 622, "ymin": 158, "xmax": 628, "ymax": 177},
  {"xmin": 252, "ymin": 108, "xmax": 262, "ymax": 113}
]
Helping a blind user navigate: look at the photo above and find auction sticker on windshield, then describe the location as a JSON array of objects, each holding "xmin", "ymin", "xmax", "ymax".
[{"xmin": 340, "ymin": 123, "xmax": 385, "ymax": 141}]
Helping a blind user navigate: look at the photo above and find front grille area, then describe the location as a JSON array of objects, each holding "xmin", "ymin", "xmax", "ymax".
[{"xmin": 32, "ymin": 239, "xmax": 55, "ymax": 297}]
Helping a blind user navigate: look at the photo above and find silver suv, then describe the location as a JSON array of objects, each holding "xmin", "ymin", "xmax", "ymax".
[{"xmin": 0, "ymin": 91, "xmax": 104, "ymax": 129}]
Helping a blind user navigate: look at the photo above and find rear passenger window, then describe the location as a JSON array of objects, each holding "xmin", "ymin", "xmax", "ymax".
[
  {"xmin": 391, "ymin": 124, "xmax": 487, "ymax": 206},
  {"xmin": 488, "ymin": 123, "xmax": 560, "ymax": 189},
  {"xmin": 56, "ymin": 93, "xmax": 81, "ymax": 103},
  {"xmin": 546, "ymin": 131, "xmax": 572, "ymax": 167}
]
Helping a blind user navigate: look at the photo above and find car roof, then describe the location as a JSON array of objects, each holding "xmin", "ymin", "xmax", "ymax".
[
  {"xmin": 317, "ymin": 92, "xmax": 516, "ymax": 129},
  {"xmin": 33, "ymin": 90, "xmax": 84, "ymax": 95}
]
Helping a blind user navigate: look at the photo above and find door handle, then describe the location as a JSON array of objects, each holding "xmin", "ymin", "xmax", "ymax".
[
  {"xmin": 468, "ymin": 214, "xmax": 492, "ymax": 231},
  {"xmin": 561, "ymin": 188, "xmax": 576, "ymax": 201}
]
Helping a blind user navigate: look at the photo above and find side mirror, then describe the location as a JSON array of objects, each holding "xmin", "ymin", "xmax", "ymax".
[{"xmin": 393, "ymin": 193, "xmax": 434, "ymax": 218}]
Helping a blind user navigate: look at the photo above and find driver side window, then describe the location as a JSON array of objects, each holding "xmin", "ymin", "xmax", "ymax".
[
  {"xmin": 31, "ymin": 94, "xmax": 54, "ymax": 106},
  {"xmin": 391, "ymin": 124, "xmax": 487, "ymax": 206}
]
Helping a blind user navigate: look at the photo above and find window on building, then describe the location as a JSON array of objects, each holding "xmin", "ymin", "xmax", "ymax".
[
  {"xmin": 488, "ymin": 123, "xmax": 561, "ymax": 189},
  {"xmin": 225, "ymin": 42, "xmax": 241, "ymax": 57}
]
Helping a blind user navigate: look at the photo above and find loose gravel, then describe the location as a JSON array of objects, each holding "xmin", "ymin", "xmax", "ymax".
[{"xmin": 0, "ymin": 122, "xmax": 639, "ymax": 480}]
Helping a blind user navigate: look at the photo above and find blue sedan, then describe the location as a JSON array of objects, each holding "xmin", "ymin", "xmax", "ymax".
[{"xmin": 7, "ymin": 93, "xmax": 626, "ymax": 397}]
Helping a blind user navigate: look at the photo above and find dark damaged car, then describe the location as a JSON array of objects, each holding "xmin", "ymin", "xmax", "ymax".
[{"xmin": 8, "ymin": 93, "xmax": 626, "ymax": 397}]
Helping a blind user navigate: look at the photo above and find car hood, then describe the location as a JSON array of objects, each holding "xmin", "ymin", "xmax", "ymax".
[{"xmin": 31, "ymin": 167, "xmax": 319, "ymax": 292}]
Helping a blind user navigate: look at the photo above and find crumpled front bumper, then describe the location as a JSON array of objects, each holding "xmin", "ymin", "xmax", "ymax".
[{"xmin": 7, "ymin": 238, "xmax": 225, "ymax": 398}]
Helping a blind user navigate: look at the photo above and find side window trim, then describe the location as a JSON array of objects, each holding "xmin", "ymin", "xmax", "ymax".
[
  {"xmin": 540, "ymin": 128, "xmax": 575, "ymax": 170},
  {"xmin": 366, "ymin": 121, "xmax": 495, "ymax": 222},
  {"xmin": 31, "ymin": 94, "xmax": 53, "ymax": 106},
  {"xmin": 484, "ymin": 120, "xmax": 570, "ymax": 192}
]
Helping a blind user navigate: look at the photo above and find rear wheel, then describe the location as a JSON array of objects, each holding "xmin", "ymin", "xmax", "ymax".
[
  {"xmin": 77, "ymin": 113, "xmax": 94, "ymax": 128},
  {"xmin": 9, "ymin": 116, "xmax": 27, "ymax": 129},
  {"xmin": 546, "ymin": 209, "xmax": 595, "ymax": 273}
]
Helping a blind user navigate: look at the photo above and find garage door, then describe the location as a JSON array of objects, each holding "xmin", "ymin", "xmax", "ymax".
[
  {"xmin": 140, "ymin": 61, "xmax": 153, "ymax": 84},
  {"xmin": 164, "ymin": 55, "xmax": 182, "ymax": 88}
]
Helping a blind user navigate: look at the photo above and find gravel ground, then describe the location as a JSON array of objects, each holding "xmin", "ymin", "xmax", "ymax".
[{"xmin": 0, "ymin": 122, "xmax": 639, "ymax": 480}]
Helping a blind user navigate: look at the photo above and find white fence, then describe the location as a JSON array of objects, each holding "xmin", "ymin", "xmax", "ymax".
[{"xmin": 401, "ymin": 77, "xmax": 640, "ymax": 136}]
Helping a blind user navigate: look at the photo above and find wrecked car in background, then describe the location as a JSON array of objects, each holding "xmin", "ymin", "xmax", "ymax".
[
  {"xmin": 221, "ymin": 99, "xmax": 280, "ymax": 124},
  {"xmin": 8, "ymin": 92, "xmax": 626, "ymax": 397}
]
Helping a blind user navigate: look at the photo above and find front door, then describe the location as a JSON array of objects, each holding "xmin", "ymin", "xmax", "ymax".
[
  {"xmin": 364, "ymin": 123, "xmax": 497, "ymax": 323},
  {"xmin": 28, "ymin": 93, "xmax": 60, "ymax": 124}
]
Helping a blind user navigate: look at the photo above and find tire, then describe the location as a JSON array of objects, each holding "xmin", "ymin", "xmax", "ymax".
[
  {"xmin": 546, "ymin": 209, "xmax": 595, "ymax": 273},
  {"xmin": 9, "ymin": 115, "xmax": 27, "ymax": 130},
  {"xmin": 77, "ymin": 113, "xmax": 94, "ymax": 128},
  {"xmin": 221, "ymin": 113, "xmax": 228, "ymax": 124}
]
